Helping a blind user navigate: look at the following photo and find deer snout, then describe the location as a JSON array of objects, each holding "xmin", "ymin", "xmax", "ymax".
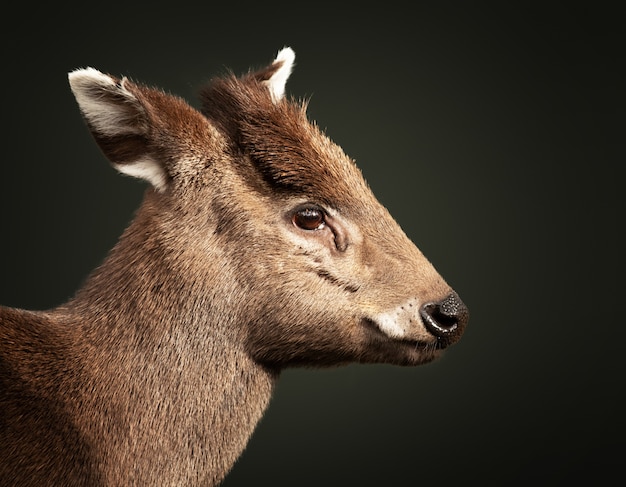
[{"xmin": 420, "ymin": 292, "xmax": 469, "ymax": 347}]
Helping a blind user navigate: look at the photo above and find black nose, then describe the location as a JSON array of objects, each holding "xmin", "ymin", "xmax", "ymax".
[{"xmin": 420, "ymin": 292, "xmax": 469, "ymax": 346}]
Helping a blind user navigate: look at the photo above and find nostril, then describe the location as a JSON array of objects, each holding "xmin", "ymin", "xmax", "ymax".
[
  {"xmin": 420, "ymin": 303, "xmax": 458, "ymax": 337},
  {"xmin": 420, "ymin": 292, "xmax": 469, "ymax": 342}
]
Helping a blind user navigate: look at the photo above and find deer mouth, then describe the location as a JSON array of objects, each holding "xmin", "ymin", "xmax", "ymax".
[{"xmin": 360, "ymin": 318, "xmax": 443, "ymax": 365}]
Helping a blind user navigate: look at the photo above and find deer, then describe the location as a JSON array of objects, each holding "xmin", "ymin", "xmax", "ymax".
[{"xmin": 0, "ymin": 47, "xmax": 468, "ymax": 486}]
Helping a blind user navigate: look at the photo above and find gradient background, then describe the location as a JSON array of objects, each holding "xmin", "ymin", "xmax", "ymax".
[{"xmin": 1, "ymin": 3, "xmax": 622, "ymax": 485}]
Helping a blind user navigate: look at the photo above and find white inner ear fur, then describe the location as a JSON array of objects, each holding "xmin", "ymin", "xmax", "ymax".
[
  {"xmin": 68, "ymin": 68, "xmax": 145, "ymax": 137},
  {"xmin": 265, "ymin": 47, "xmax": 295, "ymax": 103},
  {"xmin": 68, "ymin": 68, "xmax": 168, "ymax": 192},
  {"xmin": 113, "ymin": 159, "xmax": 169, "ymax": 192}
]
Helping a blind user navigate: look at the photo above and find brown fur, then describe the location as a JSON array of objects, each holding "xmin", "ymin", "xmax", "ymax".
[{"xmin": 0, "ymin": 49, "xmax": 468, "ymax": 485}]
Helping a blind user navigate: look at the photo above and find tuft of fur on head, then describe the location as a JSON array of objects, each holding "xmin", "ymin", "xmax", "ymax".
[{"xmin": 199, "ymin": 49, "xmax": 369, "ymax": 208}]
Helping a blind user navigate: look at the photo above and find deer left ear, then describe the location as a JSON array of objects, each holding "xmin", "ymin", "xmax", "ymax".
[
  {"xmin": 264, "ymin": 47, "xmax": 295, "ymax": 103},
  {"xmin": 68, "ymin": 68, "xmax": 169, "ymax": 191}
]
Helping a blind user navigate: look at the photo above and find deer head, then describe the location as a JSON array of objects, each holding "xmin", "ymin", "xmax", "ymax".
[{"xmin": 68, "ymin": 47, "xmax": 468, "ymax": 370}]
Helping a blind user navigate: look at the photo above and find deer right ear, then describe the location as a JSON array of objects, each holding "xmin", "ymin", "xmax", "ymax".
[
  {"xmin": 259, "ymin": 47, "xmax": 295, "ymax": 103},
  {"xmin": 68, "ymin": 68, "xmax": 169, "ymax": 191}
]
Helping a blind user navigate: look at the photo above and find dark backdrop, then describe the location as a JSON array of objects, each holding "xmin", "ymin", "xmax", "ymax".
[{"xmin": 1, "ymin": 3, "xmax": 623, "ymax": 485}]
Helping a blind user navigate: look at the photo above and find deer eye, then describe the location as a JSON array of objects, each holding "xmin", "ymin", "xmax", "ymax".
[{"xmin": 292, "ymin": 207, "xmax": 325, "ymax": 231}]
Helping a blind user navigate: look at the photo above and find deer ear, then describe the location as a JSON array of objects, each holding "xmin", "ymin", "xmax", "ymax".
[
  {"xmin": 263, "ymin": 47, "xmax": 295, "ymax": 103},
  {"xmin": 68, "ymin": 68, "xmax": 169, "ymax": 191}
]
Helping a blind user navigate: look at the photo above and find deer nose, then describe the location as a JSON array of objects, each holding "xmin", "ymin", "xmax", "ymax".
[{"xmin": 420, "ymin": 292, "xmax": 469, "ymax": 347}]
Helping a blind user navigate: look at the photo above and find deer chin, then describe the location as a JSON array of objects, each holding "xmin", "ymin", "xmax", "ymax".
[{"xmin": 360, "ymin": 318, "xmax": 444, "ymax": 366}]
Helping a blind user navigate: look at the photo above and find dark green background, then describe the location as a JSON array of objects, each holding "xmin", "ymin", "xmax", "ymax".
[{"xmin": 1, "ymin": 3, "xmax": 623, "ymax": 485}]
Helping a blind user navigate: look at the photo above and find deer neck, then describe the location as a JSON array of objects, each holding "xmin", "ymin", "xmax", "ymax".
[{"xmin": 53, "ymin": 197, "xmax": 277, "ymax": 485}]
